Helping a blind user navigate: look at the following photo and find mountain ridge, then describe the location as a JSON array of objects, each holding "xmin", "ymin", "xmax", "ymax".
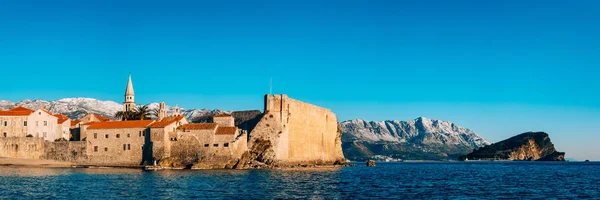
[
  {"xmin": 0, "ymin": 98, "xmax": 226, "ymax": 121},
  {"xmin": 340, "ymin": 117, "xmax": 490, "ymax": 161}
]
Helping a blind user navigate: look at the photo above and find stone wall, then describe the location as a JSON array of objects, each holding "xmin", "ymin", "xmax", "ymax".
[
  {"xmin": 249, "ymin": 95, "xmax": 345, "ymax": 165},
  {"xmin": 0, "ymin": 137, "xmax": 45, "ymax": 159},
  {"xmin": 42, "ymin": 141, "xmax": 87, "ymax": 162},
  {"xmin": 0, "ymin": 138, "xmax": 88, "ymax": 162},
  {"xmin": 213, "ymin": 116, "xmax": 234, "ymax": 127},
  {"xmin": 165, "ymin": 130, "xmax": 248, "ymax": 168}
]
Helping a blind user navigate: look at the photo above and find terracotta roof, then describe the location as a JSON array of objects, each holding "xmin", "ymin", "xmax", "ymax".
[
  {"xmin": 10, "ymin": 106, "xmax": 33, "ymax": 112},
  {"xmin": 93, "ymin": 114, "xmax": 110, "ymax": 122},
  {"xmin": 41, "ymin": 109, "xmax": 54, "ymax": 116},
  {"xmin": 148, "ymin": 115, "xmax": 185, "ymax": 128},
  {"xmin": 216, "ymin": 127, "xmax": 237, "ymax": 135},
  {"xmin": 87, "ymin": 120, "xmax": 155, "ymax": 129},
  {"xmin": 54, "ymin": 114, "xmax": 68, "ymax": 118},
  {"xmin": 58, "ymin": 118, "xmax": 70, "ymax": 124},
  {"xmin": 70, "ymin": 120, "xmax": 81, "ymax": 126},
  {"xmin": 0, "ymin": 107, "xmax": 34, "ymax": 116},
  {"xmin": 54, "ymin": 114, "xmax": 70, "ymax": 124},
  {"xmin": 177, "ymin": 123, "xmax": 218, "ymax": 131},
  {"xmin": 214, "ymin": 113, "xmax": 232, "ymax": 117}
]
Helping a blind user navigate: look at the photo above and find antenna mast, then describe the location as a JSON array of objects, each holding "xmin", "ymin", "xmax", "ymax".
[{"xmin": 270, "ymin": 78, "xmax": 273, "ymax": 95}]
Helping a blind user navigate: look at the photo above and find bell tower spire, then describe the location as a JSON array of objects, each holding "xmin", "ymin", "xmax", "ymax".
[{"xmin": 124, "ymin": 74, "xmax": 136, "ymax": 112}]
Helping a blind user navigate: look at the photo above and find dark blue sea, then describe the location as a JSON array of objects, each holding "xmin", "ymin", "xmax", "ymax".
[{"xmin": 0, "ymin": 162, "xmax": 598, "ymax": 199}]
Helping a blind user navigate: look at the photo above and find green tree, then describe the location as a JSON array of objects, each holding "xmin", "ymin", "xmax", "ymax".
[
  {"xmin": 115, "ymin": 110, "xmax": 137, "ymax": 121},
  {"xmin": 136, "ymin": 105, "xmax": 152, "ymax": 120}
]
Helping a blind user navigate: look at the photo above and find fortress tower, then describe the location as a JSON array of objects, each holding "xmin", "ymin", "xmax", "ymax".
[{"xmin": 123, "ymin": 74, "xmax": 136, "ymax": 112}]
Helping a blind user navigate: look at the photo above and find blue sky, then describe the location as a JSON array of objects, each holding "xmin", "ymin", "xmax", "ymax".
[{"xmin": 1, "ymin": 0, "xmax": 599, "ymax": 160}]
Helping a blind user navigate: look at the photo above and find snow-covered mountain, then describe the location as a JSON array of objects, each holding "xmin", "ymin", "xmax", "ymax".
[
  {"xmin": 340, "ymin": 117, "xmax": 490, "ymax": 161},
  {"xmin": 0, "ymin": 98, "xmax": 226, "ymax": 121}
]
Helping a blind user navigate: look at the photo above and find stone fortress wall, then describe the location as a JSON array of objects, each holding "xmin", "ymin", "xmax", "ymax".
[
  {"xmin": 0, "ymin": 137, "xmax": 87, "ymax": 162},
  {"xmin": 249, "ymin": 94, "xmax": 345, "ymax": 164}
]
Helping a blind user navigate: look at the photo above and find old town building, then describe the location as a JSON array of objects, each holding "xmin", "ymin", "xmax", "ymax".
[{"xmin": 0, "ymin": 106, "xmax": 64, "ymax": 141}]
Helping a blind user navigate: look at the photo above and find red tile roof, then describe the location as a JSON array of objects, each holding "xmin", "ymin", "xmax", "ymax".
[
  {"xmin": 70, "ymin": 120, "xmax": 81, "ymax": 126},
  {"xmin": 41, "ymin": 109, "xmax": 54, "ymax": 116},
  {"xmin": 148, "ymin": 115, "xmax": 185, "ymax": 128},
  {"xmin": 87, "ymin": 120, "xmax": 155, "ymax": 129},
  {"xmin": 54, "ymin": 114, "xmax": 70, "ymax": 124},
  {"xmin": 10, "ymin": 106, "xmax": 33, "ymax": 112},
  {"xmin": 0, "ymin": 107, "xmax": 34, "ymax": 116},
  {"xmin": 58, "ymin": 118, "xmax": 70, "ymax": 124},
  {"xmin": 177, "ymin": 123, "xmax": 218, "ymax": 131},
  {"xmin": 214, "ymin": 113, "xmax": 232, "ymax": 117},
  {"xmin": 93, "ymin": 114, "xmax": 110, "ymax": 122},
  {"xmin": 216, "ymin": 127, "xmax": 237, "ymax": 135}
]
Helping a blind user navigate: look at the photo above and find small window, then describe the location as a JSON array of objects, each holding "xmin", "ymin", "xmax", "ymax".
[
  {"xmin": 94, "ymin": 146, "xmax": 98, "ymax": 152},
  {"xmin": 2, "ymin": 132, "xmax": 6, "ymax": 137},
  {"xmin": 2, "ymin": 121, "xmax": 6, "ymax": 126},
  {"xmin": 104, "ymin": 147, "xmax": 108, "ymax": 152},
  {"xmin": 39, "ymin": 112, "xmax": 41, "ymax": 115},
  {"xmin": 43, "ymin": 132, "xmax": 47, "ymax": 137},
  {"xmin": 94, "ymin": 133, "xmax": 98, "ymax": 139},
  {"xmin": 142, "ymin": 131, "xmax": 145, "ymax": 137},
  {"xmin": 139, "ymin": 131, "xmax": 142, "ymax": 137},
  {"xmin": 204, "ymin": 144, "xmax": 209, "ymax": 147},
  {"xmin": 105, "ymin": 134, "xmax": 108, "ymax": 139},
  {"xmin": 127, "ymin": 134, "xmax": 130, "ymax": 138},
  {"xmin": 116, "ymin": 134, "xmax": 120, "ymax": 138},
  {"xmin": 123, "ymin": 144, "xmax": 126, "ymax": 150},
  {"xmin": 127, "ymin": 144, "xmax": 131, "ymax": 150},
  {"xmin": 44, "ymin": 121, "xmax": 47, "ymax": 126},
  {"xmin": 213, "ymin": 144, "xmax": 218, "ymax": 147},
  {"xmin": 224, "ymin": 143, "xmax": 229, "ymax": 147},
  {"xmin": 24, "ymin": 121, "xmax": 27, "ymax": 126}
]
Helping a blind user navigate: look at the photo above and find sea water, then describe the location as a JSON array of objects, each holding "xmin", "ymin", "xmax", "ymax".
[{"xmin": 0, "ymin": 162, "xmax": 598, "ymax": 199}]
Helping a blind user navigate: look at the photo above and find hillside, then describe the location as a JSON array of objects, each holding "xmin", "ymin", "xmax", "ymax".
[
  {"xmin": 340, "ymin": 117, "xmax": 490, "ymax": 161},
  {"xmin": 459, "ymin": 132, "xmax": 565, "ymax": 161}
]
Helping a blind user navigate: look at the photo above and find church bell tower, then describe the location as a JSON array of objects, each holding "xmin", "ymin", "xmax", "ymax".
[{"xmin": 124, "ymin": 74, "xmax": 136, "ymax": 112}]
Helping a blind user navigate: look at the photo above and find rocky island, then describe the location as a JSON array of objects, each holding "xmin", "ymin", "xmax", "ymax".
[{"xmin": 459, "ymin": 132, "xmax": 565, "ymax": 161}]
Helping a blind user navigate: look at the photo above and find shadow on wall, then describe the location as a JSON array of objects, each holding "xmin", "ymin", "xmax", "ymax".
[{"xmin": 142, "ymin": 129, "xmax": 153, "ymax": 165}]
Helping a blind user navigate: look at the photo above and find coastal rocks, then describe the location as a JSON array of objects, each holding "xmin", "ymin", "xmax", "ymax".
[
  {"xmin": 233, "ymin": 139, "xmax": 276, "ymax": 169},
  {"xmin": 366, "ymin": 160, "xmax": 376, "ymax": 167},
  {"xmin": 459, "ymin": 132, "xmax": 566, "ymax": 161},
  {"xmin": 158, "ymin": 157, "xmax": 186, "ymax": 168}
]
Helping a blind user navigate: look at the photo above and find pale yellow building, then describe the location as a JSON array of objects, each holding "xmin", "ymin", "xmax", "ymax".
[
  {"xmin": 54, "ymin": 114, "xmax": 71, "ymax": 140},
  {"xmin": 0, "ymin": 106, "xmax": 63, "ymax": 141},
  {"xmin": 76, "ymin": 113, "xmax": 111, "ymax": 141}
]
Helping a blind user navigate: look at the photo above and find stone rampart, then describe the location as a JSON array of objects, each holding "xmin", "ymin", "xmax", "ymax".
[
  {"xmin": 42, "ymin": 141, "xmax": 87, "ymax": 162},
  {"xmin": 0, "ymin": 137, "xmax": 88, "ymax": 162},
  {"xmin": 249, "ymin": 94, "xmax": 344, "ymax": 165},
  {"xmin": 0, "ymin": 137, "xmax": 45, "ymax": 159}
]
